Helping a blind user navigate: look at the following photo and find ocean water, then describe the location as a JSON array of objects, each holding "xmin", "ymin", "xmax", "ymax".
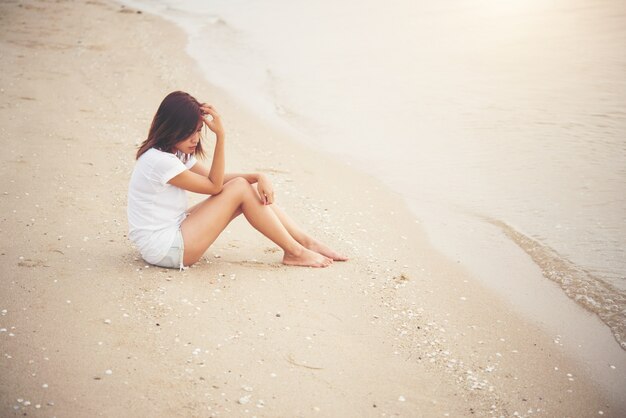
[{"xmin": 121, "ymin": 0, "xmax": 626, "ymax": 348}]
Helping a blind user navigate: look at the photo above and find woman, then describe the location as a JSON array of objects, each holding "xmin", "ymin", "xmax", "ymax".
[{"xmin": 127, "ymin": 91, "xmax": 347, "ymax": 270}]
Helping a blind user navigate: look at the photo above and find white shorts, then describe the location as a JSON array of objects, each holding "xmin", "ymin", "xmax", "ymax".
[{"xmin": 153, "ymin": 229, "xmax": 185, "ymax": 270}]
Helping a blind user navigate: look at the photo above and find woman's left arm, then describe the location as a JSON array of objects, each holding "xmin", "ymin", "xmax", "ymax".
[
  {"xmin": 224, "ymin": 172, "xmax": 262, "ymax": 184},
  {"xmin": 189, "ymin": 165, "xmax": 274, "ymax": 204},
  {"xmin": 189, "ymin": 164, "xmax": 260, "ymax": 184}
]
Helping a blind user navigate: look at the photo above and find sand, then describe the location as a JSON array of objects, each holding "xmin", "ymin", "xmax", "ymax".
[{"xmin": 0, "ymin": 0, "xmax": 624, "ymax": 417}]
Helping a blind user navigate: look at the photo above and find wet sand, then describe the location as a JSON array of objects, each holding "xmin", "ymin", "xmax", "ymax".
[{"xmin": 0, "ymin": 0, "xmax": 624, "ymax": 416}]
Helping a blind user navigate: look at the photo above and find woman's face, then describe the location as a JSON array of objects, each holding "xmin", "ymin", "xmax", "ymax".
[{"xmin": 172, "ymin": 121, "xmax": 202, "ymax": 154}]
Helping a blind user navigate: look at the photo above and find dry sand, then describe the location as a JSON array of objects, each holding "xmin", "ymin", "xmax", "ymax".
[{"xmin": 0, "ymin": 0, "xmax": 624, "ymax": 417}]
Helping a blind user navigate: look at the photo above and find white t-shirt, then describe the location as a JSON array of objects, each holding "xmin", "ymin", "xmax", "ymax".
[{"xmin": 127, "ymin": 148, "xmax": 196, "ymax": 264}]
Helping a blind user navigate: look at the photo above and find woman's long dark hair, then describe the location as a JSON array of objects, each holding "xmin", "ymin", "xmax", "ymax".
[{"xmin": 136, "ymin": 91, "xmax": 206, "ymax": 161}]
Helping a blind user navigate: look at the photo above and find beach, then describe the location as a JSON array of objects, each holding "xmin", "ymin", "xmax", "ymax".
[{"xmin": 0, "ymin": 0, "xmax": 625, "ymax": 417}]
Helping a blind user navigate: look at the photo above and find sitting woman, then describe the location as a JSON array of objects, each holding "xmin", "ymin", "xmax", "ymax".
[{"xmin": 127, "ymin": 91, "xmax": 347, "ymax": 270}]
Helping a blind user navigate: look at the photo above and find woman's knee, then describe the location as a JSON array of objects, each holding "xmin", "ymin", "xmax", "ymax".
[
  {"xmin": 224, "ymin": 177, "xmax": 257, "ymax": 199},
  {"xmin": 223, "ymin": 176, "xmax": 248, "ymax": 191}
]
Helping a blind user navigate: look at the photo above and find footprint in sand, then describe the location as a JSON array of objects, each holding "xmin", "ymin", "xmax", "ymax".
[{"xmin": 18, "ymin": 258, "xmax": 50, "ymax": 268}]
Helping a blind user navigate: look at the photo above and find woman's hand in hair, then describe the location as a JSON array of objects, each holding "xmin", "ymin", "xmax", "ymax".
[
  {"xmin": 256, "ymin": 174, "xmax": 275, "ymax": 205},
  {"xmin": 201, "ymin": 104, "xmax": 225, "ymax": 138}
]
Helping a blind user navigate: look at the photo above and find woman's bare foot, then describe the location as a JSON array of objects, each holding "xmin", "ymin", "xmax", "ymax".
[
  {"xmin": 305, "ymin": 239, "xmax": 348, "ymax": 261},
  {"xmin": 283, "ymin": 247, "xmax": 333, "ymax": 267}
]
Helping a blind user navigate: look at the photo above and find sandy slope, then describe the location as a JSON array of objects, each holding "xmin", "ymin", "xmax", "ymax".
[{"xmin": 0, "ymin": 0, "xmax": 624, "ymax": 417}]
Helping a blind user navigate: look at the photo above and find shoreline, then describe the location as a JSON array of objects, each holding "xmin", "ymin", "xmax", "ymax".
[{"xmin": 0, "ymin": 1, "xmax": 624, "ymax": 416}]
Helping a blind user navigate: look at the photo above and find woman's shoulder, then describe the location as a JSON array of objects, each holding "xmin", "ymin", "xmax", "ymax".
[
  {"xmin": 138, "ymin": 148, "xmax": 181, "ymax": 165},
  {"xmin": 136, "ymin": 148, "xmax": 188, "ymax": 177},
  {"xmin": 140, "ymin": 147, "xmax": 170, "ymax": 159}
]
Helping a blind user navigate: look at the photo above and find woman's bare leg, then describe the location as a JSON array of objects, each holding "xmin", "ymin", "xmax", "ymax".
[
  {"xmin": 269, "ymin": 204, "xmax": 348, "ymax": 261},
  {"xmin": 180, "ymin": 177, "xmax": 332, "ymax": 267},
  {"xmin": 190, "ymin": 190, "xmax": 346, "ymax": 261}
]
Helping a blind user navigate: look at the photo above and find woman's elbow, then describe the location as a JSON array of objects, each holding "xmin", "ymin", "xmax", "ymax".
[
  {"xmin": 208, "ymin": 182, "xmax": 224, "ymax": 195},
  {"xmin": 206, "ymin": 176, "xmax": 225, "ymax": 195}
]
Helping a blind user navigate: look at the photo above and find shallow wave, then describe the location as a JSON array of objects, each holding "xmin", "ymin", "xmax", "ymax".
[{"xmin": 485, "ymin": 217, "xmax": 626, "ymax": 351}]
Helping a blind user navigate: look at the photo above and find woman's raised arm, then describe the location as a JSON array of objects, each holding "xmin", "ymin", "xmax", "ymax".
[
  {"xmin": 169, "ymin": 104, "xmax": 225, "ymax": 195},
  {"xmin": 203, "ymin": 105, "xmax": 225, "ymax": 189}
]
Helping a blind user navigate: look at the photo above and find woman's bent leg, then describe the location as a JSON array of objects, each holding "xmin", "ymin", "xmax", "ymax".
[
  {"xmin": 180, "ymin": 187, "xmax": 243, "ymax": 265},
  {"xmin": 180, "ymin": 177, "xmax": 332, "ymax": 267}
]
